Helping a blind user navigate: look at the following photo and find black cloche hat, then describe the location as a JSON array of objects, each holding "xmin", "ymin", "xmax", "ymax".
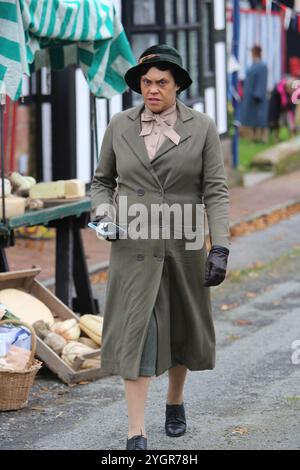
[{"xmin": 124, "ymin": 44, "xmax": 192, "ymax": 94}]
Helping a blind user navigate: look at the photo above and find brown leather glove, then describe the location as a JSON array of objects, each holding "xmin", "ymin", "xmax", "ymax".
[{"xmin": 204, "ymin": 245, "xmax": 229, "ymax": 287}]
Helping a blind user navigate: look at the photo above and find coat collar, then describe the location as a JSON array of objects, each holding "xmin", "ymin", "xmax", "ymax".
[{"xmin": 122, "ymin": 99, "xmax": 194, "ymax": 186}]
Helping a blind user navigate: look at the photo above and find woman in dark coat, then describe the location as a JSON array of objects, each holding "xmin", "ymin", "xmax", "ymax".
[
  {"xmin": 91, "ymin": 44, "xmax": 230, "ymax": 450},
  {"xmin": 240, "ymin": 45, "xmax": 268, "ymax": 142}
]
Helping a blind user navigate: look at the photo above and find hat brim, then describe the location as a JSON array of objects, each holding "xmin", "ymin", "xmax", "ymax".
[{"xmin": 124, "ymin": 59, "xmax": 192, "ymax": 94}]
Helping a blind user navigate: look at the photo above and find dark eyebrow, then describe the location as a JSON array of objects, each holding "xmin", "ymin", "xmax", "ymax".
[{"xmin": 142, "ymin": 76, "xmax": 169, "ymax": 82}]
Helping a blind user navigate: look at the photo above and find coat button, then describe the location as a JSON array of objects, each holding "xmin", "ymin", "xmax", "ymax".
[
  {"xmin": 137, "ymin": 188, "xmax": 145, "ymax": 196},
  {"xmin": 136, "ymin": 254, "xmax": 144, "ymax": 261},
  {"xmin": 154, "ymin": 254, "xmax": 164, "ymax": 262},
  {"xmin": 157, "ymin": 190, "xmax": 163, "ymax": 197}
]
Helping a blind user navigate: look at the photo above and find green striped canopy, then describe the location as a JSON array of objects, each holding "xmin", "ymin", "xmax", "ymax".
[{"xmin": 0, "ymin": 0, "xmax": 136, "ymax": 101}]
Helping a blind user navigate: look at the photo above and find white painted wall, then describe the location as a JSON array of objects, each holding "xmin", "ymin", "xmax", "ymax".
[
  {"xmin": 215, "ymin": 42, "xmax": 228, "ymax": 134},
  {"xmin": 75, "ymin": 69, "xmax": 91, "ymax": 182},
  {"xmin": 204, "ymin": 87, "xmax": 216, "ymax": 121},
  {"xmin": 193, "ymin": 102, "xmax": 204, "ymax": 113},
  {"xmin": 94, "ymin": 98, "xmax": 108, "ymax": 168},
  {"xmin": 42, "ymin": 103, "xmax": 52, "ymax": 181},
  {"xmin": 213, "ymin": 0, "xmax": 227, "ymax": 134},
  {"xmin": 214, "ymin": 0, "xmax": 225, "ymax": 30},
  {"xmin": 109, "ymin": 94, "xmax": 122, "ymax": 119}
]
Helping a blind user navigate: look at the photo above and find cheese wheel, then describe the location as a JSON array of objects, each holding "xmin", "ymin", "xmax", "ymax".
[{"xmin": 0, "ymin": 289, "xmax": 54, "ymax": 326}]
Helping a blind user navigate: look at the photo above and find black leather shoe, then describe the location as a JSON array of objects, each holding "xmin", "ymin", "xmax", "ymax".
[
  {"xmin": 165, "ymin": 403, "xmax": 186, "ymax": 437},
  {"xmin": 126, "ymin": 434, "xmax": 147, "ymax": 450}
]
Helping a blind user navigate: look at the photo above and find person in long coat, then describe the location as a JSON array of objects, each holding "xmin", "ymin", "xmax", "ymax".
[
  {"xmin": 91, "ymin": 44, "xmax": 230, "ymax": 450},
  {"xmin": 240, "ymin": 45, "xmax": 268, "ymax": 142}
]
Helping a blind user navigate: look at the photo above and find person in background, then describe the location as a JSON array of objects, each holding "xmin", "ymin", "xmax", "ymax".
[
  {"xmin": 240, "ymin": 45, "xmax": 268, "ymax": 143},
  {"xmin": 268, "ymin": 77, "xmax": 297, "ymax": 142}
]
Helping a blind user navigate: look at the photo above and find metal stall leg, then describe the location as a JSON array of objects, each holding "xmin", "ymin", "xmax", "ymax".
[
  {"xmin": 72, "ymin": 217, "xmax": 99, "ymax": 314},
  {"xmin": 0, "ymin": 248, "xmax": 9, "ymax": 271},
  {"xmin": 55, "ymin": 217, "xmax": 74, "ymax": 308}
]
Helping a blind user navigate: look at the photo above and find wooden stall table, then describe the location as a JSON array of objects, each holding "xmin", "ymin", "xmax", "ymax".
[{"xmin": 0, "ymin": 197, "xmax": 98, "ymax": 314}]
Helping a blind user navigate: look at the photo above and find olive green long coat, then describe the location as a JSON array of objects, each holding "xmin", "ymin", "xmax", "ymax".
[{"xmin": 91, "ymin": 98, "xmax": 229, "ymax": 380}]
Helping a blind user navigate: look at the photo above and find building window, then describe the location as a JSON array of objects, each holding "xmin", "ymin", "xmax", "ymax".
[
  {"xmin": 165, "ymin": 0, "xmax": 175, "ymax": 25},
  {"xmin": 131, "ymin": 33, "xmax": 160, "ymax": 61},
  {"xmin": 133, "ymin": 0, "xmax": 156, "ymax": 25},
  {"xmin": 122, "ymin": 0, "xmax": 207, "ymax": 107},
  {"xmin": 202, "ymin": 1, "xmax": 214, "ymax": 76}
]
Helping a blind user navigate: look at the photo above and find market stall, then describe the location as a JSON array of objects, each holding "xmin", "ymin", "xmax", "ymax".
[
  {"xmin": 0, "ymin": 0, "xmax": 136, "ymax": 311},
  {"xmin": 0, "ymin": 197, "xmax": 93, "ymax": 312}
]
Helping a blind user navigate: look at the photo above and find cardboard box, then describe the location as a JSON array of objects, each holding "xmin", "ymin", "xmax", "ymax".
[{"xmin": 0, "ymin": 269, "xmax": 108, "ymax": 384}]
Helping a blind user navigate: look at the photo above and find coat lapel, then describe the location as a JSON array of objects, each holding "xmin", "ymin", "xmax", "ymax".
[
  {"xmin": 122, "ymin": 103, "xmax": 151, "ymax": 171},
  {"xmin": 122, "ymin": 104, "xmax": 163, "ymax": 188},
  {"xmin": 151, "ymin": 115, "xmax": 192, "ymax": 163}
]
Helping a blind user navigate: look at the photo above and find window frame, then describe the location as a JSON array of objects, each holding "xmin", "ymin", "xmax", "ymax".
[
  {"xmin": 201, "ymin": 0, "xmax": 215, "ymax": 79},
  {"xmin": 122, "ymin": 0, "xmax": 212, "ymax": 108}
]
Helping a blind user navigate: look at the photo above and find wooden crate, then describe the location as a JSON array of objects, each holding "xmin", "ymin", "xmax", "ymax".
[{"xmin": 0, "ymin": 268, "xmax": 109, "ymax": 384}]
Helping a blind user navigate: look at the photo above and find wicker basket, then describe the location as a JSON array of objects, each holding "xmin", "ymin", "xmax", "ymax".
[{"xmin": 0, "ymin": 319, "xmax": 42, "ymax": 411}]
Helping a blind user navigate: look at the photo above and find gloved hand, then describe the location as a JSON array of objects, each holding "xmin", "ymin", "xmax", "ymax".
[
  {"xmin": 92, "ymin": 214, "xmax": 119, "ymax": 242},
  {"xmin": 92, "ymin": 214, "xmax": 108, "ymax": 225},
  {"xmin": 204, "ymin": 245, "xmax": 229, "ymax": 287}
]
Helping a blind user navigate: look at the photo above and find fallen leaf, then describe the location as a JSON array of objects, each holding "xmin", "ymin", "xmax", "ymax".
[
  {"xmin": 227, "ymin": 334, "xmax": 240, "ymax": 341},
  {"xmin": 286, "ymin": 396, "xmax": 300, "ymax": 402},
  {"xmin": 40, "ymin": 387, "xmax": 49, "ymax": 392},
  {"xmin": 91, "ymin": 271, "xmax": 108, "ymax": 284},
  {"xmin": 231, "ymin": 426, "xmax": 249, "ymax": 435},
  {"xmin": 251, "ymin": 261, "xmax": 263, "ymax": 269},
  {"xmin": 234, "ymin": 319, "xmax": 252, "ymax": 326},
  {"xmin": 30, "ymin": 406, "xmax": 46, "ymax": 412},
  {"xmin": 249, "ymin": 272, "xmax": 259, "ymax": 278},
  {"xmin": 246, "ymin": 292, "xmax": 257, "ymax": 298},
  {"xmin": 221, "ymin": 303, "xmax": 238, "ymax": 311},
  {"xmin": 230, "ymin": 203, "xmax": 300, "ymax": 237},
  {"xmin": 78, "ymin": 381, "xmax": 90, "ymax": 385}
]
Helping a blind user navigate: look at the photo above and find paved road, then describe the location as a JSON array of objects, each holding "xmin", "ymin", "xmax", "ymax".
[
  {"xmin": 228, "ymin": 212, "xmax": 300, "ymax": 272},
  {"xmin": 1, "ymin": 214, "xmax": 300, "ymax": 450}
]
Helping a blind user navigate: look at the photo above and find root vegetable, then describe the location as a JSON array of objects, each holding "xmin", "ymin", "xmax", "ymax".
[
  {"xmin": 43, "ymin": 332, "xmax": 67, "ymax": 355},
  {"xmin": 51, "ymin": 319, "xmax": 80, "ymax": 341},
  {"xmin": 78, "ymin": 337, "xmax": 99, "ymax": 349},
  {"xmin": 79, "ymin": 315, "xmax": 103, "ymax": 346}
]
